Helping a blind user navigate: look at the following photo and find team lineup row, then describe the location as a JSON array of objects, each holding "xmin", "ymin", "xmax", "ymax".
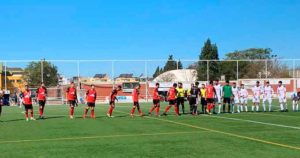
[{"xmin": 0, "ymin": 80, "xmax": 299, "ymax": 121}]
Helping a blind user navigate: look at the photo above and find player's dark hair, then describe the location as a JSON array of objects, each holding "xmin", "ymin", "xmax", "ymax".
[
  {"xmin": 226, "ymin": 80, "xmax": 229, "ymax": 83},
  {"xmin": 178, "ymin": 82, "xmax": 182, "ymax": 85},
  {"xmin": 195, "ymin": 82, "xmax": 199, "ymax": 86},
  {"xmin": 279, "ymin": 81, "xmax": 282, "ymax": 83},
  {"xmin": 156, "ymin": 83, "xmax": 160, "ymax": 86},
  {"xmin": 266, "ymin": 81, "xmax": 270, "ymax": 84},
  {"xmin": 173, "ymin": 83, "xmax": 177, "ymax": 87},
  {"xmin": 256, "ymin": 81, "xmax": 260, "ymax": 84},
  {"xmin": 209, "ymin": 80, "xmax": 213, "ymax": 84}
]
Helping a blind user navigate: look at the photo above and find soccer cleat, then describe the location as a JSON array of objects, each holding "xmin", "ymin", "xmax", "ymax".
[
  {"xmin": 107, "ymin": 113, "xmax": 111, "ymax": 117},
  {"xmin": 83, "ymin": 115, "xmax": 86, "ymax": 119},
  {"xmin": 130, "ymin": 114, "xmax": 134, "ymax": 118},
  {"xmin": 26, "ymin": 118, "xmax": 29, "ymax": 122},
  {"xmin": 30, "ymin": 117, "xmax": 36, "ymax": 121},
  {"xmin": 148, "ymin": 112, "xmax": 152, "ymax": 116},
  {"xmin": 70, "ymin": 115, "xmax": 74, "ymax": 119},
  {"xmin": 161, "ymin": 113, "xmax": 167, "ymax": 116}
]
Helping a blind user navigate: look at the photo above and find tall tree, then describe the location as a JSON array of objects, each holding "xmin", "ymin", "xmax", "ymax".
[
  {"xmin": 152, "ymin": 66, "xmax": 160, "ymax": 78},
  {"xmin": 197, "ymin": 39, "xmax": 220, "ymax": 81},
  {"xmin": 178, "ymin": 60, "xmax": 183, "ymax": 69},
  {"xmin": 163, "ymin": 55, "xmax": 177, "ymax": 72},
  {"xmin": 24, "ymin": 61, "xmax": 59, "ymax": 87}
]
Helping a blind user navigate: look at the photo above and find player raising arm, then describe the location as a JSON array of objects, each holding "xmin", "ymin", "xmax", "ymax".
[
  {"xmin": 239, "ymin": 84, "xmax": 248, "ymax": 112},
  {"xmin": 162, "ymin": 83, "xmax": 179, "ymax": 116},
  {"xmin": 149, "ymin": 83, "xmax": 161, "ymax": 116},
  {"xmin": 83, "ymin": 84, "xmax": 97, "ymax": 119},
  {"xmin": 66, "ymin": 82, "xmax": 77, "ymax": 119},
  {"xmin": 107, "ymin": 85, "xmax": 122, "ymax": 117},
  {"xmin": 36, "ymin": 82, "xmax": 47, "ymax": 119},
  {"xmin": 130, "ymin": 84, "xmax": 143, "ymax": 117},
  {"xmin": 23, "ymin": 85, "xmax": 35, "ymax": 121},
  {"xmin": 277, "ymin": 81, "xmax": 288, "ymax": 112},
  {"xmin": 263, "ymin": 81, "xmax": 274, "ymax": 112}
]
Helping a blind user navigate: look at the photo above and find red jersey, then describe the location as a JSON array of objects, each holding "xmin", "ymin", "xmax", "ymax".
[
  {"xmin": 132, "ymin": 89, "xmax": 139, "ymax": 102},
  {"xmin": 153, "ymin": 88, "xmax": 159, "ymax": 100},
  {"xmin": 66, "ymin": 87, "xmax": 77, "ymax": 101},
  {"xmin": 168, "ymin": 87, "xmax": 177, "ymax": 100},
  {"xmin": 206, "ymin": 85, "xmax": 215, "ymax": 99},
  {"xmin": 36, "ymin": 87, "xmax": 47, "ymax": 101},
  {"xmin": 86, "ymin": 89, "xmax": 97, "ymax": 103},
  {"xmin": 110, "ymin": 89, "xmax": 118, "ymax": 102},
  {"xmin": 23, "ymin": 90, "xmax": 32, "ymax": 105}
]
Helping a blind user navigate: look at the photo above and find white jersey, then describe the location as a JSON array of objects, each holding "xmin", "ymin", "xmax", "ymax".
[
  {"xmin": 252, "ymin": 86, "xmax": 262, "ymax": 97},
  {"xmin": 239, "ymin": 88, "xmax": 248, "ymax": 98},
  {"xmin": 214, "ymin": 84, "xmax": 222, "ymax": 97},
  {"xmin": 263, "ymin": 86, "xmax": 274, "ymax": 98},
  {"xmin": 277, "ymin": 86, "xmax": 286, "ymax": 98},
  {"xmin": 232, "ymin": 87, "xmax": 239, "ymax": 98}
]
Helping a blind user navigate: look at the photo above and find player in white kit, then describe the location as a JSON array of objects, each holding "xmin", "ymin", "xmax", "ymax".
[
  {"xmin": 231, "ymin": 82, "xmax": 240, "ymax": 113},
  {"xmin": 214, "ymin": 80, "xmax": 223, "ymax": 114},
  {"xmin": 239, "ymin": 84, "xmax": 248, "ymax": 112},
  {"xmin": 252, "ymin": 81, "xmax": 262, "ymax": 112},
  {"xmin": 277, "ymin": 81, "xmax": 288, "ymax": 112},
  {"xmin": 291, "ymin": 91, "xmax": 300, "ymax": 112},
  {"xmin": 263, "ymin": 81, "xmax": 274, "ymax": 112}
]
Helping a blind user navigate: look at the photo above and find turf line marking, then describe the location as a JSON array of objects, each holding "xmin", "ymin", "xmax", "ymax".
[
  {"xmin": 0, "ymin": 131, "xmax": 207, "ymax": 144},
  {"xmin": 250, "ymin": 112, "xmax": 300, "ymax": 119},
  {"xmin": 206, "ymin": 115, "xmax": 300, "ymax": 130},
  {"xmin": 114, "ymin": 110, "xmax": 300, "ymax": 151}
]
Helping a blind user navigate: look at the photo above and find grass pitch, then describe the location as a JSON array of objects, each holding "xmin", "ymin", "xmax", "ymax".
[{"xmin": 0, "ymin": 100, "xmax": 300, "ymax": 158}]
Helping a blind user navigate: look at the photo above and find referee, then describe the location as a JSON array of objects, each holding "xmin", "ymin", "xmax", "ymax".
[{"xmin": 176, "ymin": 82, "xmax": 185, "ymax": 114}]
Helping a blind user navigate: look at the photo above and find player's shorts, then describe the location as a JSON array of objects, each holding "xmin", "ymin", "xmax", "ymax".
[
  {"xmin": 109, "ymin": 100, "xmax": 115, "ymax": 105},
  {"xmin": 133, "ymin": 102, "xmax": 140, "ymax": 107},
  {"xmin": 169, "ymin": 99, "xmax": 176, "ymax": 105},
  {"xmin": 263, "ymin": 97, "xmax": 272, "ymax": 104},
  {"xmin": 87, "ymin": 102, "xmax": 95, "ymax": 107},
  {"xmin": 38, "ymin": 100, "xmax": 46, "ymax": 106},
  {"xmin": 223, "ymin": 97, "xmax": 231, "ymax": 104},
  {"xmin": 201, "ymin": 98, "xmax": 207, "ymax": 106},
  {"xmin": 206, "ymin": 98, "xmax": 214, "ymax": 104},
  {"xmin": 240, "ymin": 98, "xmax": 248, "ymax": 104},
  {"xmin": 189, "ymin": 97, "xmax": 197, "ymax": 105},
  {"xmin": 153, "ymin": 99, "xmax": 160, "ymax": 105},
  {"xmin": 177, "ymin": 97, "xmax": 185, "ymax": 105},
  {"xmin": 24, "ymin": 104, "xmax": 33, "ymax": 110},
  {"xmin": 233, "ymin": 97, "xmax": 240, "ymax": 104},
  {"xmin": 68, "ymin": 100, "xmax": 76, "ymax": 106},
  {"xmin": 252, "ymin": 96, "xmax": 260, "ymax": 103},
  {"xmin": 214, "ymin": 96, "xmax": 222, "ymax": 104},
  {"xmin": 278, "ymin": 96, "xmax": 287, "ymax": 103}
]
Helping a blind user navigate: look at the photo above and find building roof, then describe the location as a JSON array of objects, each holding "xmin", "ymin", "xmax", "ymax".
[
  {"xmin": 94, "ymin": 74, "xmax": 107, "ymax": 78},
  {"xmin": 118, "ymin": 74, "xmax": 134, "ymax": 78}
]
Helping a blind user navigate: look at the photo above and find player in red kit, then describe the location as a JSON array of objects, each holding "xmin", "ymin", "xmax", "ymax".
[
  {"xmin": 36, "ymin": 82, "xmax": 47, "ymax": 119},
  {"xmin": 206, "ymin": 81, "xmax": 216, "ymax": 115},
  {"xmin": 23, "ymin": 85, "xmax": 35, "ymax": 121},
  {"xmin": 162, "ymin": 83, "xmax": 179, "ymax": 116},
  {"xmin": 130, "ymin": 84, "xmax": 143, "ymax": 117},
  {"xmin": 66, "ymin": 82, "xmax": 77, "ymax": 119},
  {"xmin": 148, "ymin": 83, "xmax": 161, "ymax": 116},
  {"xmin": 83, "ymin": 84, "xmax": 97, "ymax": 119},
  {"xmin": 107, "ymin": 85, "xmax": 122, "ymax": 117}
]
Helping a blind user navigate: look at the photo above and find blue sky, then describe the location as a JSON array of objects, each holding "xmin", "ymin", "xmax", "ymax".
[{"xmin": 0, "ymin": 0, "xmax": 299, "ymax": 77}]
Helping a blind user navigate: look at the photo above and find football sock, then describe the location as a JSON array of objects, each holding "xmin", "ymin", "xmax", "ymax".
[
  {"xmin": 252, "ymin": 106, "xmax": 254, "ymax": 111},
  {"xmin": 149, "ymin": 106, "xmax": 155, "ymax": 114},
  {"xmin": 156, "ymin": 106, "xmax": 160, "ymax": 115},
  {"xmin": 262, "ymin": 103, "xmax": 266, "ymax": 111},
  {"xmin": 130, "ymin": 107, "xmax": 136, "ymax": 115},
  {"xmin": 256, "ymin": 106, "xmax": 259, "ymax": 112},
  {"xmin": 280, "ymin": 103, "xmax": 284, "ymax": 111},
  {"xmin": 30, "ymin": 111, "xmax": 33, "ymax": 118},
  {"xmin": 25, "ymin": 109, "xmax": 28, "ymax": 118},
  {"xmin": 164, "ymin": 105, "xmax": 172, "ymax": 113},
  {"xmin": 240, "ymin": 105, "xmax": 244, "ymax": 112},
  {"xmin": 91, "ymin": 109, "xmax": 95, "ymax": 118},
  {"xmin": 245, "ymin": 106, "xmax": 248, "ymax": 112},
  {"xmin": 218, "ymin": 105, "xmax": 221, "ymax": 113}
]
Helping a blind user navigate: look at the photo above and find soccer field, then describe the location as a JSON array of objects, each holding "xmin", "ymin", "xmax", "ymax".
[{"xmin": 0, "ymin": 101, "xmax": 300, "ymax": 158}]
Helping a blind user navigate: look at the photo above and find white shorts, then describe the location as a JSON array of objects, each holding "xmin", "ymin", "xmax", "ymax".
[
  {"xmin": 278, "ymin": 96, "xmax": 287, "ymax": 103},
  {"xmin": 252, "ymin": 96, "xmax": 260, "ymax": 103},
  {"xmin": 233, "ymin": 97, "xmax": 240, "ymax": 104},
  {"xmin": 240, "ymin": 98, "xmax": 248, "ymax": 104},
  {"xmin": 215, "ymin": 96, "xmax": 222, "ymax": 104},
  {"xmin": 263, "ymin": 97, "xmax": 272, "ymax": 104}
]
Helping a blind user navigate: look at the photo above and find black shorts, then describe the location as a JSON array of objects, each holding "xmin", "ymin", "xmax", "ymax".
[
  {"xmin": 87, "ymin": 102, "xmax": 95, "ymax": 107},
  {"xmin": 169, "ymin": 100, "xmax": 176, "ymax": 105},
  {"xmin": 109, "ymin": 101, "xmax": 115, "ymax": 105},
  {"xmin": 223, "ymin": 98, "xmax": 231, "ymax": 104},
  {"xmin": 24, "ymin": 104, "xmax": 33, "ymax": 110},
  {"xmin": 133, "ymin": 102, "xmax": 140, "ymax": 107},
  {"xmin": 68, "ymin": 100, "xmax": 76, "ymax": 106},
  {"xmin": 189, "ymin": 97, "xmax": 197, "ymax": 105},
  {"xmin": 177, "ymin": 97, "xmax": 185, "ymax": 105},
  {"xmin": 38, "ymin": 100, "xmax": 46, "ymax": 106},
  {"xmin": 201, "ymin": 98, "xmax": 207, "ymax": 106},
  {"xmin": 206, "ymin": 98, "xmax": 214, "ymax": 104},
  {"xmin": 153, "ymin": 99, "xmax": 160, "ymax": 105}
]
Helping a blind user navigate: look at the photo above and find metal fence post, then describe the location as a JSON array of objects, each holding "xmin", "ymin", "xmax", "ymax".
[
  {"xmin": 77, "ymin": 60, "xmax": 80, "ymax": 89},
  {"xmin": 145, "ymin": 60, "xmax": 148, "ymax": 102},
  {"xmin": 265, "ymin": 60, "xmax": 268, "ymax": 79},
  {"xmin": 41, "ymin": 59, "xmax": 44, "ymax": 83},
  {"xmin": 236, "ymin": 60, "xmax": 239, "ymax": 81},
  {"xmin": 112, "ymin": 60, "xmax": 115, "ymax": 89},
  {"xmin": 206, "ymin": 60, "xmax": 209, "ymax": 81},
  {"xmin": 293, "ymin": 59, "xmax": 296, "ymax": 92},
  {"xmin": 4, "ymin": 61, "xmax": 7, "ymax": 90}
]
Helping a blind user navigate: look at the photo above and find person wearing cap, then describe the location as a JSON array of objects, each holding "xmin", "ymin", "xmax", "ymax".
[
  {"xmin": 252, "ymin": 81, "xmax": 262, "ymax": 112},
  {"xmin": 239, "ymin": 84, "xmax": 248, "ymax": 112},
  {"xmin": 222, "ymin": 80, "xmax": 232, "ymax": 113},
  {"xmin": 83, "ymin": 84, "xmax": 97, "ymax": 119},
  {"xmin": 36, "ymin": 82, "xmax": 47, "ymax": 119},
  {"xmin": 263, "ymin": 81, "xmax": 274, "ymax": 112},
  {"xmin": 231, "ymin": 82, "xmax": 240, "ymax": 113},
  {"xmin": 277, "ymin": 81, "xmax": 288, "ymax": 112}
]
